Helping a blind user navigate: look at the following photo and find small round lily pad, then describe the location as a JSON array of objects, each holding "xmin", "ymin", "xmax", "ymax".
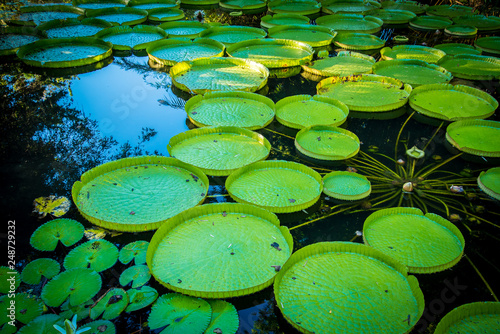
[
  {"xmin": 85, "ymin": 320, "xmax": 116, "ymax": 334},
  {"xmin": 435, "ymin": 302, "xmax": 500, "ymax": 333},
  {"xmin": 475, "ymin": 36, "xmax": 500, "ymax": 55},
  {"xmin": 16, "ymin": 314, "xmax": 62, "ymax": 334},
  {"xmin": 119, "ymin": 240, "xmax": 149, "ymax": 265},
  {"xmin": 30, "ymin": 218, "xmax": 84, "ymax": 251},
  {"xmin": 444, "ymin": 24, "xmax": 477, "ymax": 36},
  {"xmin": 295, "ymin": 126, "xmax": 360, "ymax": 161},
  {"xmin": 90, "ymin": 288, "xmax": 129, "ymax": 320},
  {"xmin": 126, "ymin": 286, "xmax": 158, "ymax": 312},
  {"xmin": 334, "ymin": 32, "xmax": 385, "ymax": 50},
  {"xmin": 323, "ymin": 171, "xmax": 370, "ymax": 199},
  {"xmin": 0, "ymin": 293, "xmax": 43, "ymax": 324},
  {"xmin": 446, "ymin": 120, "xmax": 500, "ymax": 157},
  {"xmin": 204, "ymin": 300, "xmax": 239, "ymax": 334},
  {"xmin": 478, "ymin": 167, "xmax": 500, "ymax": 200},
  {"xmin": 119, "ymin": 265, "xmax": 151, "ymax": 288},
  {"xmin": 21, "ymin": 258, "xmax": 60, "ymax": 285},
  {"xmin": 64, "ymin": 239, "xmax": 119, "ymax": 272}
]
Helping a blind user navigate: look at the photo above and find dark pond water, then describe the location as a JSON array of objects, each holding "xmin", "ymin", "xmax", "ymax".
[{"xmin": 1, "ymin": 5, "xmax": 500, "ymax": 334}]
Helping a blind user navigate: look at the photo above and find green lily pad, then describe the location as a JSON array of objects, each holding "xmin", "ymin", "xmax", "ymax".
[
  {"xmin": 380, "ymin": 45, "xmax": 446, "ymax": 63},
  {"xmin": 381, "ymin": 0, "xmax": 427, "ymax": 15},
  {"xmin": 85, "ymin": 7, "xmax": 148, "ymax": 25},
  {"xmin": 409, "ymin": 15, "xmax": 452, "ymax": 30},
  {"xmin": 437, "ymin": 54, "xmax": 500, "ymax": 80},
  {"xmin": 148, "ymin": 293, "xmax": 211, "ymax": 333},
  {"xmin": 409, "ymin": 83, "xmax": 498, "ymax": 121},
  {"xmin": 95, "ymin": 25, "xmax": 167, "ymax": 51},
  {"xmin": 453, "ymin": 14, "xmax": 500, "ymax": 31},
  {"xmin": 372, "ymin": 59, "xmax": 452, "ymax": 87},
  {"xmin": 0, "ymin": 293, "xmax": 43, "ymax": 325},
  {"xmin": 85, "ymin": 320, "xmax": 116, "ymax": 334},
  {"xmin": 38, "ymin": 18, "xmax": 113, "ymax": 38},
  {"xmin": 226, "ymin": 38, "xmax": 314, "ymax": 68},
  {"xmin": 119, "ymin": 265, "xmax": 151, "ymax": 288},
  {"xmin": 334, "ymin": 32, "xmax": 385, "ymax": 50},
  {"xmin": 302, "ymin": 51, "xmax": 375, "ymax": 77},
  {"xmin": 317, "ymin": 74, "xmax": 412, "ymax": 112},
  {"xmin": 21, "ymin": 258, "xmax": 60, "ymax": 285},
  {"xmin": 295, "ymin": 126, "xmax": 360, "ymax": 161},
  {"xmin": 267, "ymin": 24, "xmax": 336, "ymax": 48},
  {"xmin": 8, "ymin": 5, "xmax": 84, "ymax": 26},
  {"xmin": 30, "ymin": 218, "xmax": 84, "ymax": 251},
  {"xmin": 59, "ymin": 299, "xmax": 94, "ymax": 321},
  {"xmin": 32, "ymin": 195, "xmax": 71, "ymax": 218},
  {"xmin": 434, "ymin": 43, "xmax": 481, "ymax": 56},
  {"xmin": 148, "ymin": 203, "xmax": 293, "ymax": 297},
  {"xmin": 368, "ymin": 9, "xmax": 416, "ymax": 24},
  {"xmin": 16, "ymin": 314, "xmax": 62, "ymax": 334},
  {"xmin": 147, "ymin": 7, "xmax": 185, "ymax": 23},
  {"xmin": 260, "ymin": 13, "xmax": 310, "ymax": 29},
  {"xmin": 0, "ymin": 267, "xmax": 20, "ymax": 294},
  {"xmin": 0, "ymin": 26, "xmax": 46, "ymax": 56},
  {"xmin": 446, "ymin": 120, "xmax": 500, "ymax": 157},
  {"xmin": 72, "ymin": 156, "xmax": 209, "ymax": 232},
  {"xmin": 434, "ymin": 302, "xmax": 500, "ymax": 333},
  {"xmin": 73, "ymin": 0, "xmax": 127, "ymax": 9},
  {"xmin": 268, "ymin": 0, "xmax": 322, "ymax": 15},
  {"xmin": 364, "ymin": 207, "xmax": 465, "ymax": 273},
  {"xmin": 276, "ymin": 95, "xmax": 349, "ymax": 129},
  {"xmin": 0, "ymin": 323, "xmax": 17, "ymax": 334},
  {"xmin": 128, "ymin": 0, "xmax": 180, "ymax": 10},
  {"xmin": 64, "ymin": 239, "xmax": 119, "ymax": 272},
  {"xmin": 475, "ymin": 36, "xmax": 500, "ymax": 55},
  {"xmin": 321, "ymin": 0, "xmax": 381, "ymax": 15},
  {"xmin": 204, "ymin": 300, "xmax": 239, "ymax": 334},
  {"xmin": 226, "ymin": 161, "xmax": 323, "ymax": 213},
  {"xmin": 323, "ymin": 171, "xmax": 370, "ymax": 199},
  {"xmin": 41, "ymin": 268, "xmax": 102, "ymax": 307},
  {"xmin": 219, "ymin": 0, "xmax": 267, "ymax": 13},
  {"xmin": 478, "ymin": 167, "xmax": 500, "ymax": 200},
  {"xmin": 316, "ymin": 14, "xmax": 383, "ymax": 34},
  {"xmin": 426, "ymin": 5, "xmax": 474, "ymax": 18},
  {"xmin": 90, "ymin": 288, "xmax": 129, "ymax": 320},
  {"xmin": 147, "ymin": 38, "xmax": 225, "ymax": 66},
  {"xmin": 274, "ymin": 242, "xmax": 424, "ymax": 334},
  {"xmin": 126, "ymin": 286, "xmax": 158, "ymax": 312},
  {"xmin": 198, "ymin": 26, "xmax": 266, "ymax": 46},
  {"xmin": 119, "ymin": 240, "xmax": 149, "ymax": 265},
  {"xmin": 444, "ymin": 24, "xmax": 477, "ymax": 36},
  {"xmin": 185, "ymin": 91, "xmax": 275, "ymax": 130},
  {"xmin": 170, "ymin": 57, "xmax": 269, "ymax": 94},
  {"xmin": 167, "ymin": 126, "xmax": 271, "ymax": 176},
  {"xmin": 158, "ymin": 21, "xmax": 210, "ymax": 38}
]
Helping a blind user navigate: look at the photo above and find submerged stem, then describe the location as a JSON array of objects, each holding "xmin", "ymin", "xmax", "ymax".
[
  {"xmin": 465, "ymin": 255, "xmax": 499, "ymax": 302},
  {"xmin": 394, "ymin": 111, "xmax": 415, "ymax": 161}
]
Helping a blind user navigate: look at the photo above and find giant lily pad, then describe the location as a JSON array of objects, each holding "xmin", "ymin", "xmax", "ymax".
[
  {"xmin": 475, "ymin": 36, "xmax": 500, "ymax": 55},
  {"xmin": 73, "ymin": 0, "xmax": 127, "ymax": 9},
  {"xmin": 95, "ymin": 25, "xmax": 167, "ymax": 51},
  {"xmin": 119, "ymin": 265, "xmax": 151, "ymax": 288},
  {"xmin": 0, "ymin": 27, "xmax": 46, "ymax": 56},
  {"xmin": 16, "ymin": 314, "xmax": 62, "ymax": 334},
  {"xmin": 41, "ymin": 268, "xmax": 102, "ymax": 307},
  {"xmin": 260, "ymin": 13, "xmax": 310, "ymax": 29},
  {"xmin": 72, "ymin": 156, "xmax": 209, "ymax": 232},
  {"xmin": 225, "ymin": 161, "xmax": 323, "ymax": 213},
  {"xmin": 380, "ymin": 45, "xmax": 446, "ymax": 63},
  {"xmin": 368, "ymin": 9, "xmax": 416, "ymax": 24},
  {"xmin": 147, "ymin": 7, "xmax": 185, "ymax": 23},
  {"xmin": 185, "ymin": 91, "xmax": 275, "ymax": 130},
  {"xmin": 409, "ymin": 83, "xmax": 498, "ymax": 121},
  {"xmin": 148, "ymin": 293, "xmax": 212, "ymax": 333},
  {"xmin": 147, "ymin": 38, "xmax": 225, "ymax": 66},
  {"xmin": 478, "ymin": 167, "xmax": 500, "ymax": 200},
  {"xmin": 126, "ymin": 286, "xmax": 158, "ymax": 312},
  {"xmin": 226, "ymin": 38, "xmax": 314, "ymax": 68},
  {"xmin": 274, "ymin": 242, "xmax": 424, "ymax": 334},
  {"xmin": 302, "ymin": 51, "xmax": 375, "ymax": 77},
  {"xmin": 267, "ymin": 24, "xmax": 336, "ymax": 48},
  {"xmin": 63, "ymin": 239, "xmax": 119, "ymax": 272},
  {"xmin": 119, "ymin": 240, "xmax": 149, "ymax": 265},
  {"xmin": 38, "ymin": 18, "xmax": 113, "ymax": 39},
  {"xmin": 128, "ymin": 0, "xmax": 180, "ymax": 10},
  {"xmin": 446, "ymin": 120, "xmax": 500, "ymax": 157},
  {"xmin": 317, "ymin": 74, "xmax": 412, "ymax": 112},
  {"xmin": 364, "ymin": 207, "xmax": 465, "ymax": 273},
  {"xmin": 434, "ymin": 43, "xmax": 481, "ymax": 56},
  {"xmin": 316, "ymin": 14, "xmax": 383, "ymax": 34},
  {"xmin": 409, "ymin": 15, "xmax": 452, "ymax": 30},
  {"xmin": 219, "ymin": 0, "xmax": 267, "ymax": 14},
  {"xmin": 85, "ymin": 7, "xmax": 148, "ymax": 25},
  {"xmin": 372, "ymin": 59, "xmax": 452, "ymax": 87},
  {"xmin": 276, "ymin": 95, "xmax": 349, "ymax": 129},
  {"xmin": 8, "ymin": 5, "xmax": 84, "ymax": 26},
  {"xmin": 296, "ymin": 126, "xmax": 360, "ymax": 161},
  {"xmin": 268, "ymin": 0, "xmax": 322, "ymax": 15},
  {"xmin": 321, "ymin": 0, "xmax": 381, "ymax": 15},
  {"xmin": 90, "ymin": 288, "xmax": 129, "ymax": 320},
  {"xmin": 198, "ymin": 26, "xmax": 266, "ymax": 46},
  {"xmin": 17, "ymin": 37, "xmax": 112, "ymax": 68},
  {"xmin": 426, "ymin": 5, "xmax": 474, "ymax": 18},
  {"xmin": 204, "ymin": 300, "xmax": 239, "ymax": 334},
  {"xmin": 334, "ymin": 32, "xmax": 385, "ymax": 50},
  {"xmin": 170, "ymin": 57, "xmax": 269, "ymax": 94},
  {"xmin": 444, "ymin": 24, "xmax": 477, "ymax": 36},
  {"xmin": 158, "ymin": 21, "xmax": 210, "ymax": 38},
  {"xmin": 323, "ymin": 171, "xmax": 370, "ymax": 199},
  {"xmin": 147, "ymin": 203, "xmax": 293, "ymax": 297},
  {"xmin": 434, "ymin": 302, "xmax": 500, "ymax": 334},
  {"xmin": 437, "ymin": 54, "xmax": 500, "ymax": 80},
  {"xmin": 21, "ymin": 258, "xmax": 60, "ymax": 285},
  {"xmin": 381, "ymin": 0, "xmax": 427, "ymax": 15},
  {"xmin": 30, "ymin": 218, "xmax": 84, "ymax": 251},
  {"xmin": 167, "ymin": 126, "xmax": 271, "ymax": 176},
  {"xmin": 453, "ymin": 14, "xmax": 500, "ymax": 31}
]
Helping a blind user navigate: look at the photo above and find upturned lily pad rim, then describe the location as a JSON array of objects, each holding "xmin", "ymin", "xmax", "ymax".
[
  {"xmin": 276, "ymin": 95, "xmax": 349, "ymax": 129},
  {"xmin": 372, "ymin": 59, "xmax": 453, "ymax": 86},
  {"xmin": 219, "ymin": 0, "xmax": 267, "ymax": 12},
  {"xmin": 273, "ymin": 241, "xmax": 425, "ymax": 334},
  {"xmin": 146, "ymin": 38, "xmax": 225, "ymax": 66},
  {"xmin": 85, "ymin": 7, "xmax": 149, "ymax": 26},
  {"xmin": 73, "ymin": 0, "xmax": 127, "ymax": 7},
  {"xmin": 425, "ymin": 4, "xmax": 474, "ymax": 17},
  {"xmin": 225, "ymin": 160, "xmax": 323, "ymax": 213},
  {"xmin": 37, "ymin": 18, "xmax": 114, "ymax": 36},
  {"xmin": 16, "ymin": 37, "xmax": 112, "ymax": 68},
  {"xmin": 184, "ymin": 91, "xmax": 275, "ymax": 130},
  {"xmin": 0, "ymin": 26, "xmax": 47, "ymax": 56},
  {"xmin": 478, "ymin": 167, "xmax": 500, "ymax": 200},
  {"xmin": 453, "ymin": 14, "xmax": 500, "ymax": 31},
  {"xmin": 446, "ymin": 120, "xmax": 500, "ymax": 157},
  {"xmin": 363, "ymin": 207, "xmax": 465, "ymax": 273},
  {"xmin": 267, "ymin": 24, "xmax": 337, "ymax": 47},
  {"xmin": 301, "ymin": 50, "xmax": 375, "ymax": 77},
  {"xmin": 444, "ymin": 24, "xmax": 477, "ymax": 36},
  {"xmin": 380, "ymin": 45, "xmax": 446, "ymax": 63},
  {"xmin": 322, "ymin": 170, "xmax": 370, "ymax": 199},
  {"xmin": 170, "ymin": 57, "xmax": 269, "ymax": 95},
  {"xmin": 437, "ymin": 54, "xmax": 500, "ymax": 80},
  {"xmin": 433, "ymin": 42, "xmax": 482, "ymax": 56},
  {"xmin": 409, "ymin": 83, "xmax": 498, "ymax": 121},
  {"xmin": 334, "ymin": 32, "xmax": 386, "ymax": 50},
  {"xmin": 147, "ymin": 7, "xmax": 185, "ymax": 22},
  {"xmin": 475, "ymin": 36, "xmax": 500, "ymax": 55},
  {"xmin": 381, "ymin": 0, "xmax": 428, "ymax": 15},
  {"xmin": 158, "ymin": 21, "xmax": 209, "ymax": 38},
  {"xmin": 434, "ymin": 302, "xmax": 500, "ymax": 334},
  {"xmin": 11, "ymin": 4, "xmax": 84, "ymax": 26},
  {"xmin": 368, "ymin": 9, "xmax": 416, "ymax": 24},
  {"xmin": 409, "ymin": 15, "xmax": 453, "ymax": 30},
  {"xmin": 95, "ymin": 25, "xmax": 167, "ymax": 51},
  {"xmin": 226, "ymin": 38, "xmax": 314, "ymax": 68},
  {"xmin": 268, "ymin": 0, "xmax": 322, "ymax": 15},
  {"xmin": 71, "ymin": 156, "xmax": 209, "ymax": 232},
  {"xmin": 316, "ymin": 14, "xmax": 383, "ymax": 34},
  {"xmin": 198, "ymin": 25, "xmax": 267, "ymax": 45},
  {"xmin": 147, "ymin": 202, "xmax": 293, "ymax": 298},
  {"xmin": 260, "ymin": 13, "xmax": 310, "ymax": 29},
  {"xmin": 167, "ymin": 126, "xmax": 271, "ymax": 176},
  {"xmin": 321, "ymin": 0, "xmax": 381, "ymax": 15}
]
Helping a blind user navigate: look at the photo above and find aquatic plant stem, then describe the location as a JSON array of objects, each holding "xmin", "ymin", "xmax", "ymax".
[
  {"xmin": 465, "ymin": 255, "xmax": 499, "ymax": 302},
  {"xmin": 290, "ymin": 205, "xmax": 354, "ymax": 230},
  {"xmin": 416, "ymin": 153, "xmax": 463, "ymax": 179},
  {"xmin": 394, "ymin": 111, "xmax": 415, "ymax": 162},
  {"xmin": 422, "ymin": 121, "xmax": 444, "ymax": 152},
  {"xmin": 421, "ymin": 193, "xmax": 450, "ymax": 216},
  {"xmin": 262, "ymin": 128, "xmax": 295, "ymax": 139}
]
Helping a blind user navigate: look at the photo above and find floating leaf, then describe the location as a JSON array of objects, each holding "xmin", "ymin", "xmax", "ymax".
[
  {"xmin": 64, "ymin": 239, "xmax": 119, "ymax": 272},
  {"xmin": 204, "ymin": 300, "xmax": 239, "ymax": 334},
  {"xmin": 41, "ymin": 268, "xmax": 102, "ymax": 307},
  {"xmin": 32, "ymin": 195, "xmax": 71, "ymax": 218},
  {"xmin": 30, "ymin": 218, "xmax": 84, "ymax": 251},
  {"xmin": 0, "ymin": 293, "xmax": 43, "ymax": 324},
  {"xmin": 0, "ymin": 266, "xmax": 20, "ymax": 294},
  {"xmin": 84, "ymin": 320, "xmax": 115, "ymax": 334},
  {"xmin": 90, "ymin": 288, "xmax": 128, "ymax": 320},
  {"xmin": 119, "ymin": 240, "xmax": 149, "ymax": 265},
  {"xmin": 148, "ymin": 293, "xmax": 211, "ymax": 334},
  {"xmin": 59, "ymin": 299, "xmax": 94, "ymax": 321},
  {"xmin": 16, "ymin": 314, "xmax": 63, "ymax": 334},
  {"xmin": 119, "ymin": 265, "xmax": 150, "ymax": 288},
  {"xmin": 125, "ymin": 286, "xmax": 158, "ymax": 312},
  {"xmin": 434, "ymin": 301, "xmax": 500, "ymax": 333},
  {"xmin": 21, "ymin": 258, "xmax": 60, "ymax": 285},
  {"xmin": 0, "ymin": 322, "xmax": 17, "ymax": 334},
  {"xmin": 84, "ymin": 226, "xmax": 123, "ymax": 240}
]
